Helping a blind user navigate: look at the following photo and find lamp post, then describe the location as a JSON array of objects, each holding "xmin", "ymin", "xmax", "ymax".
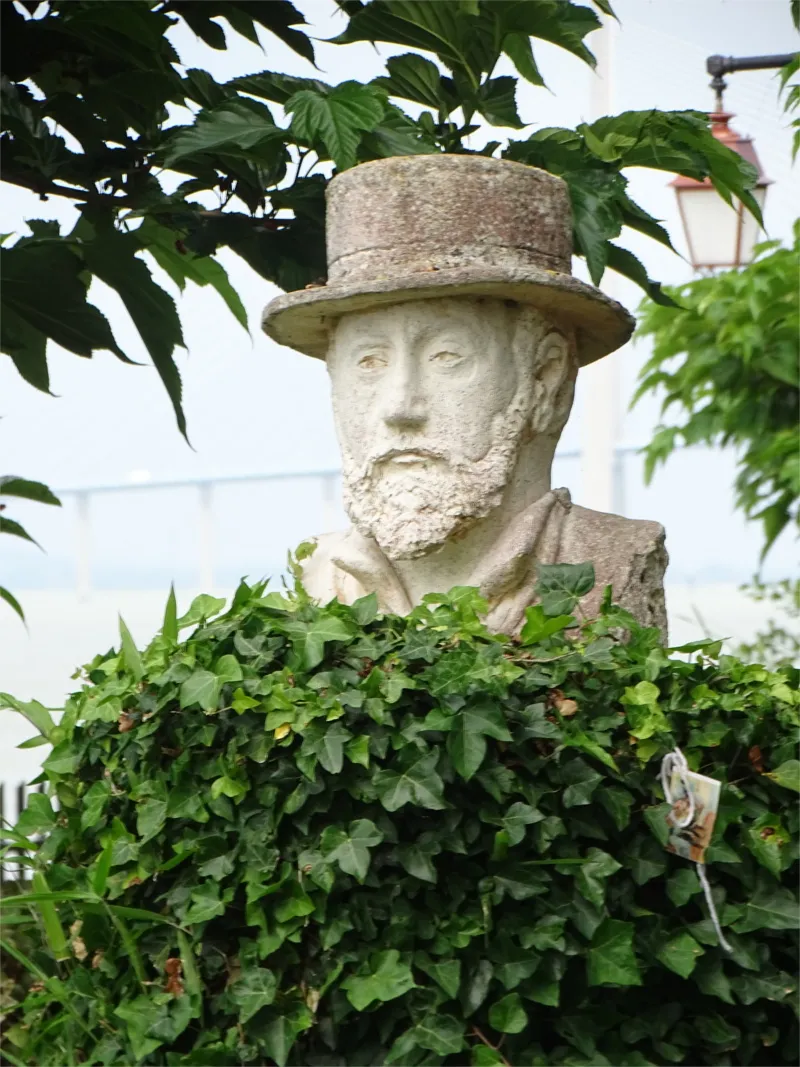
[{"xmin": 671, "ymin": 52, "xmax": 796, "ymax": 271}]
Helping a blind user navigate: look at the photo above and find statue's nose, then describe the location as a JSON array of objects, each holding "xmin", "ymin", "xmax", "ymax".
[{"xmin": 382, "ymin": 355, "xmax": 426, "ymax": 431}]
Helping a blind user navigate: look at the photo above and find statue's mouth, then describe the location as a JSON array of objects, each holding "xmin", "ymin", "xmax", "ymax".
[{"xmin": 379, "ymin": 450, "xmax": 441, "ymax": 467}]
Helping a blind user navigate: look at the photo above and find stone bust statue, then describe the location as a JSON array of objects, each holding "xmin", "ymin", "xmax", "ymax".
[{"xmin": 263, "ymin": 155, "xmax": 667, "ymax": 636}]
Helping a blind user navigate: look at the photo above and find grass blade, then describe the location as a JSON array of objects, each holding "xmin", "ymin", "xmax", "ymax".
[{"xmin": 32, "ymin": 872, "xmax": 69, "ymax": 960}]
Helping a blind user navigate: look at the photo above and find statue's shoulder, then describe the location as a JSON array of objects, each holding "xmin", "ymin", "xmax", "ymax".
[
  {"xmin": 556, "ymin": 498, "xmax": 668, "ymax": 637},
  {"xmin": 559, "ymin": 500, "xmax": 666, "ymax": 559}
]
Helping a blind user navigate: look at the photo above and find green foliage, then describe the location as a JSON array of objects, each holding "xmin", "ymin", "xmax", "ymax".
[
  {"xmin": 634, "ymin": 227, "xmax": 800, "ymax": 558},
  {"xmin": 2, "ymin": 0, "xmax": 760, "ymax": 426},
  {"xmin": 2, "ymin": 564, "xmax": 798, "ymax": 1066},
  {"xmin": 0, "ymin": 474, "xmax": 62, "ymax": 622},
  {"xmin": 736, "ymin": 578, "xmax": 800, "ymax": 670}
]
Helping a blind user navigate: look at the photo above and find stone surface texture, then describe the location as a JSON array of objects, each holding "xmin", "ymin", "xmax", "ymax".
[{"xmin": 260, "ymin": 155, "xmax": 668, "ymax": 637}]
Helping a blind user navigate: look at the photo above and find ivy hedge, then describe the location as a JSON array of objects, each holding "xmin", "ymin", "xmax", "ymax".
[{"xmin": 1, "ymin": 563, "xmax": 798, "ymax": 1066}]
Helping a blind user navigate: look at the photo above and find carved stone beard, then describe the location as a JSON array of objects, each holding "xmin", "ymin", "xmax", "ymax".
[{"xmin": 340, "ymin": 395, "xmax": 531, "ymax": 561}]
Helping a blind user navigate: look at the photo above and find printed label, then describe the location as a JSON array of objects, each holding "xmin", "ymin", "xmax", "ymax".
[{"xmin": 665, "ymin": 769, "xmax": 721, "ymax": 865}]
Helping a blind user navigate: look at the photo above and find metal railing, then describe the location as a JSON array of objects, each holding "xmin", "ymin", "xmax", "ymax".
[
  {"xmin": 45, "ymin": 449, "xmax": 638, "ymax": 597},
  {"xmin": 55, "ymin": 467, "xmax": 343, "ymax": 596}
]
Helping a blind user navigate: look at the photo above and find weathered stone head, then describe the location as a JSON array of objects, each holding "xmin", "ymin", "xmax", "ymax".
[{"xmin": 263, "ymin": 156, "xmax": 667, "ymax": 635}]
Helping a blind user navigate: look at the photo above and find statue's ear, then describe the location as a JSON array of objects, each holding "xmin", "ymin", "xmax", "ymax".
[{"xmin": 531, "ymin": 331, "xmax": 577, "ymax": 435}]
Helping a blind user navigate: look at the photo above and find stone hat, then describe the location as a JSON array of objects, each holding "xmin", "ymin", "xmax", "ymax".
[{"xmin": 262, "ymin": 155, "xmax": 634, "ymax": 366}]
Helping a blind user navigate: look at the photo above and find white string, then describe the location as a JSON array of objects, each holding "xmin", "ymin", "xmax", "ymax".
[
  {"xmin": 660, "ymin": 748, "xmax": 733, "ymax": 954},
  {"xmin": 697, "ymin": 861, "xmax": 733, "ymax": 954},
  {"xmin": 660, "ymin": 748, "xmax": 695, "ymax": 828}
]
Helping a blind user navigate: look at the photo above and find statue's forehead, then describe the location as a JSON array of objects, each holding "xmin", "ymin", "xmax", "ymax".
[{"xmin": 330, "ymin": 297, "xmax": 520, "ymax": 343}]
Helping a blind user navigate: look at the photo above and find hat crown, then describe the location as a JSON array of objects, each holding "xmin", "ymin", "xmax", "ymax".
[{"xmin": 326, "ymin": 155, "xmax": 573, "ymax": 286}]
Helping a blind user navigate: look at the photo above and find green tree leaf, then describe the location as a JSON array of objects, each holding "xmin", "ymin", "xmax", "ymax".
[
  {"xmin": 1, "ymin": 242, "xmax": 127, "ymax": 363},
  {"xmin": 164, "ymin": 99, "xmax": 281, "ymax": 165},
  {"xmin": 80, "ymin": 225, "xmax": 188, "ymax": 438},
  {"xmin": 0, "ymin": 476, "xmax": 61, "ymax": 506},
  {"xmin": 287, "ymin": 82, "xmax": 386, "ymax": 170}
]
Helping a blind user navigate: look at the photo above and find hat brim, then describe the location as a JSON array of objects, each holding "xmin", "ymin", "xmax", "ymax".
[{"xmin": 261, "ymin": 265, "xmax": 634, "ymax": 367}]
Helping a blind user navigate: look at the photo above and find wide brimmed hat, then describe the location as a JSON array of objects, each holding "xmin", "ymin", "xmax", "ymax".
[{"xmin": 262, "ymin": 155, "xmax": 634, "ymax": 366}]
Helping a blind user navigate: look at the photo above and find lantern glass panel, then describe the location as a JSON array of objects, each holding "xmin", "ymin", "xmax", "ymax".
[
  {"xmin": 677, "ymin": 184, "xmax": 767, "ymax": 269},
  {"xmin": 738, "ymin": 185, "xmax": 768, "ymax": 265}
]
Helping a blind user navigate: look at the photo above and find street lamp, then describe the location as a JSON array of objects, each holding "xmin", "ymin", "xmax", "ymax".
[{"xmin": 671, "ymin": 52, "xmax": 795, "ymax": 271}]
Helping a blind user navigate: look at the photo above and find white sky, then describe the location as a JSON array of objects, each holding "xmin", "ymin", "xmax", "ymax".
[{"xmin": 2, "ymin": 0, "xmax": 798, "ymax": 589}]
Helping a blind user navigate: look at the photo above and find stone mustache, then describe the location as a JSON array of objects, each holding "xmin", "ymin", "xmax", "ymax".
[{"xmin": 263, "ymin": 155, "xmax": 667, "ymax": 636}]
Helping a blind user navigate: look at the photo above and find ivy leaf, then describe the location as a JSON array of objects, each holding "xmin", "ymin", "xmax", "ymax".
[
  {"xmin": 351, "ymin": 591, "xmax": 379, "ymax": 626},
  {"xmin": 373, "ymin": 749, "xmax": 445, "ymax": 811},
  {"xmin": 562, "ymin": 758, "xmax": 603, "ymax": 807},
  {"xmin": 15, "ymin": 792, "xmax": 56, "ymax": 836},
  {"xmin": 576, "ymin": 848, "xmax": 621, "ymax": 909},
  {"xmin": 301, "ymin": 615, "xmax": 354, "ymax": 669},
  {"xmin": 500, "ymin": 802, "xmax": 544, "ymax": 845},
  {"xmin": 321, "ymin": 819, "xmax": 384, "ymax": 883},
  {"xmin": 535, "ymin": 562, "xmax": 596, "ymax": 615},
  {"xmin": 118, "ymin": 616, "xmax": 144, "ymax": 682},
  {"xmin": 397, "ymin": 833, "xmax": 441, "ymax": 883},
  {"xmin": 114, "ymin": 996, "xmax": 165, "ymax": 1062},
  {"xmin": 745, "ymin": 814, "xmax": 790, "ymax": 877},
  {"xmin": 521, "ymin": 915, "xmax": 566, "ymax": 952},
  {"xmin": 448, "ymin": 700, "xmax": 512, "ymax": 780},
  {"xmin": 520, "ymin": 606, "xmax": 574, "ymax": 645},
  {"xmin": 448, "ymin": 717, "xmax": 486, "ymax": 780},
  {"xmin": 415, "ymin": 953, "xmax": 461, "ymax": 998},
  {"xmin": 656, "ymin": 932, "xmax": 705, "ymax": 978},
  {"xmin": 342, "ymin": 950, "xmax": 416, "ymax": 1010},
  {"xmin": 136, "ymin": 797, "xmax": 167, "ymax": 843},
  {"xmin": 286, "ymin": 82, "xmax": 386, "ymax": 170},
  {"xmin": 230, "ymin": 968, "xmax": 278, "ymax": 1024},
  {"xmin": 666, "ymin": 868, "xmax": 701, "ymax": 907},
  {"xmin": 765, "ymin": 760, "xmax": 800, "ymax": 793},
  {"xmin": 214, "ymin": 654, "xmax": 243, "ymax": 684},
  {"xmin": 180, "ymin": 670, "xmax": 221, "ymax": 712},
  {"xmin": 734, "ymin": 877, "xmax": 800, "ymax": 933},
  {"xmin": 176, "ymin": 594, "xmax": 226, "ymax": 629},
  {"xmin": 257, "ymin": 1006, "xmax": 313, "ymax": 1067},
  {"xmin": 412, "ymin": 1013, "xmax": 465, "ymax": 1055},
  {"xmin": 488, "ymin": 991, "xmax": 528, "ymax": 1033},
  {"xmin": 587, "ymin": 919, "xmax": 642, "ymax": 986},
  {"xmin": 183, "ymin": 882, "xmax": 226, "ymax": 925}
]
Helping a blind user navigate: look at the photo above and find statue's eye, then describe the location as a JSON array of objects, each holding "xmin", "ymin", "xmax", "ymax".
[
  {"xmin": 429, "ymin": 349, "xmax": 465, "ymax": 368},
  {"xmin": 357, "ymin": 353, "xmax": 388, "ymax": 371}
]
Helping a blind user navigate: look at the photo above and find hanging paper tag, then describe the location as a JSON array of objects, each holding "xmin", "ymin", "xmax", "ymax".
[{"xmin": 665, "ymin": 769, "xmax": 721, "ymax": 865}]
